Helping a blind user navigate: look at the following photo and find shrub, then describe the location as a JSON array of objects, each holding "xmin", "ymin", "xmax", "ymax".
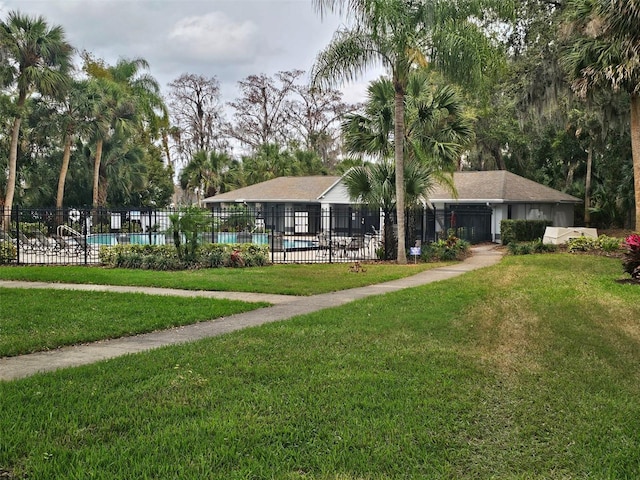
[
  {"xmin": 567, "ymin": 236, "xmax": 598, "ymax": 253},
  {"xmin": 622, "ymin": 234, "xmax": 640, "ymax": 280},
  {"xmin": 99, "ymin": 243, "xmax": 270, "ymax": 270},
  {"xmin": 169, "ymin": 206, "xmax": 208, "ymax": 263},
  {"xmin": 240, "ymin": 244, "xmax": 270, "ymax": 267},
  {"xmin": 421, "ymin": 235, "xmax": 470, "ymax": 262},
  {"xmin": 501, "ymin": 220, "xmax": 552, "ymax": 245},
  {"xmin": 567, "ymin": 235, "xmax": 623, "ymax": 254},
  {"xmin": 100, "ymin": 244, "xmax": 181, "ymax": 270},
  {"xmin": 0, "ymin": 241, "xmax": 16, "ymax": 264},
  {"xmin": 198, "ymin": 243, "xmax": 228, "ymax": 268},
  {"xmin": 596, "ymin": 235, "xmax": 622, "ymax": 253},
  {"xmin": 508, "ymin": 239, "xmax": 557, "ymax": 255}
]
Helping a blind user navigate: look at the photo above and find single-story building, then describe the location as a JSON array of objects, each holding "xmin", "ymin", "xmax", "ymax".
[
  {"xmin": 203, "ymin": 170, "xmax": 581, "ymax": 243},
  {"xmin": 428, "ymin": 170, "xmax": 581, "ymax": 242}
]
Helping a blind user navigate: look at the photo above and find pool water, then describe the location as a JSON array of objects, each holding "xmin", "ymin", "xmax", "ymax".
[
  {"xmin": 283, "ymin": 239, "xmax": 318, "ymax": 250},
  {"xmin": 86, "ymin": 233, "xmax": 166, "ymax": 246}
]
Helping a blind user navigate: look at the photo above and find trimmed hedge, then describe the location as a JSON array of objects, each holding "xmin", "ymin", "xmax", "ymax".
[
  {"xmin": 99, "ymin": 243, "xmax": 270, "ymax": 270},
  {"xmin": 500, "ymin": 219, "xmax": 552, "ymax": 245}
]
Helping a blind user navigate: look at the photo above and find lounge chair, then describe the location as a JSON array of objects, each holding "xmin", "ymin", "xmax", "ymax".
[
  {"xmin": 17, "ymin": 231, "xmax": 46, "ymax": 253},
  {"xmin": 31, "ymin": 230, "xmax": 59, "ymax": 254}
]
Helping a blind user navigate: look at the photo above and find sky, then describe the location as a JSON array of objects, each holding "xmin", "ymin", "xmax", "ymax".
[{"xmin": 0, "ymin": 0, "xmax": 384, "ymax": 106}]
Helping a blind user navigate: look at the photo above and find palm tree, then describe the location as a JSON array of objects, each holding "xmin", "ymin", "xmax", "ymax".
[
  {"xmin": 55, "ymin": 80, "xmax": 94, "ymax": 210},
  {"xmin": 343, "ymin": 159, "xmax": 438, "ymax": 259},
  {"xmin": 562, "ymin": 0, "xmax": 640, "ymax": 229},
  {"xmin": 83, "ymin": 55, "xmax": 166, "ymax": 209},
  {"xmin": 312, "ymin": 0, "xmax": 512, "ymax": 262},
  {"xmin": 342, "ymin": 70, "xmax": 474, "ymax": 169},
  {"xmin": 0, "ymin": 11, "xmax": 72, "ymax": 228},
  {"xmin": 85, "ymin": 76, "xmax": 136, "ymax": 208},
  {"xmin": 180, "ymin": 150, "xmax": 234, "ymax": 205}
]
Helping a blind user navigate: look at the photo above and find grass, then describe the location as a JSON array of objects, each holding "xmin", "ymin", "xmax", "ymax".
[
  {"xmin": 0, "ymin": 288, "xmax": 267, "ymax": 357},
  {"xmin": 1, "ymin": 254, "xmax": 640, "ymax": 478},
  {"xmin": 0, "ymin": 262, "xmax": 444, "ymax": 296}
]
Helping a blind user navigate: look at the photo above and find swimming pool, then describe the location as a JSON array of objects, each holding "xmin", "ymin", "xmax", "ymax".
[
  {"xmin": 86, "ymin": 233, "xmax": 166, "ymax": 246},
  {"xmin": 283, "ymin": 239, "xmax": 318, "ymax": 250}
]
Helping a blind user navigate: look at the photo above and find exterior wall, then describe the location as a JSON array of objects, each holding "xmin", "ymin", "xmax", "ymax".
[
  {"xmin": 552, "ymin": 204, "xmax": 574, "ymax": 227},
  {"xmin": 492, "ymin": 205, "xmax": 507, "ymax": 242},
  {"xmin": 320, "ymin": 181, "xmax": 352, "ymax": 204},
  {"xmin": 431, "ymin": 201, "xmax": 577, "ymax": 244}
]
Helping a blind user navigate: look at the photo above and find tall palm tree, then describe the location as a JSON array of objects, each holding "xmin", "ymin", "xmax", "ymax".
[
  {"xmin": 55, "ymin": 80, "xmax": 94, "ymax": 210},
  {"xmin": 83, "ymin": 55, "xmax": 166, "ymax": 209},
  {"xmin": 562, "ymin": 0, "xmax": 640, "ymax": 229},
  {"xmin": 0, "ymin": 11, "xmax": 72, "ymax": 228},
  {"xmin": 312, "ymin": 0, "xmax": 512, "ymax": 262},
  {"xmin": 85, "ymin": 76, "xmax": 136, "ymax": 208}
]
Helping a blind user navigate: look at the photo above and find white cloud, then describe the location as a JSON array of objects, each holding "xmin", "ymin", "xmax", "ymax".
[{"xmin": 168, "ymin": 12, "xmax": 259, "ymax": 63}]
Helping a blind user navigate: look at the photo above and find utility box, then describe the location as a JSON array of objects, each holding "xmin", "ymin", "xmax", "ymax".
[{"xmin": 542, "ymin": 227, "xmax": 598, "ymax": 245}]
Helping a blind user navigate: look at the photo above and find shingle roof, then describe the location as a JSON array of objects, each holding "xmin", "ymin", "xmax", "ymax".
[
  {"xmin": 429, "ymin": 171, "xmax": 581, "ymax": 204},
  {"xmin": 204, "ymin": 171, "xmax": 581, "ymax": 205},
  {"xmin": 203, "ymin": 176, "xmax": 342, "ymax": 204}
]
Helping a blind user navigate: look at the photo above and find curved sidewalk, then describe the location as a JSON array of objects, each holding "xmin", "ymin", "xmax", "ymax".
[{"xmin": 0, "ymin": 245, "xmax": 504, "ymax": 381}]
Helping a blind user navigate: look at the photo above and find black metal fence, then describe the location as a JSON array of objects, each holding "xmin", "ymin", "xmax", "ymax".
[{"xmin": 0, "ymin": 205, "xmax": 492, "ymax": 265}]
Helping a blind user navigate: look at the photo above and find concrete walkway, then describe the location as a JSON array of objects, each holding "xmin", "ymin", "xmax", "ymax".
[{"xmin": 0, "ymin": 245, "xmax": 504, "ymax": 381}]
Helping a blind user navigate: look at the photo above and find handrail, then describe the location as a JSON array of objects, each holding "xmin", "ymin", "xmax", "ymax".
[{"xmin": 57, "ymin": 224, "xmax": 82, "ymax": 238}]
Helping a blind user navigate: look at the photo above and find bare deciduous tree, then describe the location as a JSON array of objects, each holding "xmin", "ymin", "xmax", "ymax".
[
  {"xmin": 226, "ymin": 70, "xmax": 304, "ymax": 152},
  {"xmin": 168, "ymin": 73, "xmax": 227, "ymax": 168},
  {"xmin": 284, "ymin": 84, "xmax": 355, "ymax": 168}
]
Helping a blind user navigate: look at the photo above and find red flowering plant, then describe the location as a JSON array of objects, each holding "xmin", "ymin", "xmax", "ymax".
[{"xmin": 622, "ymin": 234, "xmax": 640, "ymax": 280}]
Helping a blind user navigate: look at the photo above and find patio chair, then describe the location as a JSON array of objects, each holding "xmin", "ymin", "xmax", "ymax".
[
  {"xmin": 316, "ymin": 232, "xmax": 330, "ymax": 257},
  {"xmin": 345, "ymin": 234, "xmax": 366, "ymax": 258}
]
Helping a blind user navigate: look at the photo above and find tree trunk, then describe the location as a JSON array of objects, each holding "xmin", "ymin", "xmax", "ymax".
[
  {"xmin": 92, "ymin": 139, "xmax": 104, "ymax": 209},
  {"xmin": 56, "ymin": 134, "xmax": 73, "ymax": 209},
  {"xmin": 495, "ymin": 146, "xmax": 506, "ymax": 171},
  {"xmin": 2, "ymin": 116, "xmax": 21, "ymax": 231},
  {"xmin": 631, "ymin": 94, "xmax": 640, "ymax": 231},
  {"xmin": 2, "ymin": 92, "xmax": 26, "ymax": 230},
  {"xmin": 394, "ymin": 84, "xmax": 407, "ymax": 264},
  {"xmin": 584, "ymin": 139, "xmax": 593, "ymax": 227}
]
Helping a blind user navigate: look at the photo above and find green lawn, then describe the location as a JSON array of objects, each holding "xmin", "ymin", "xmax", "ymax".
[
  {"xmin": 1, "ymin": 254, "xmax": 640, "ymax": 478},
  {"xmin": 0, "ymin": 288, "xmax": 267, "ymax": 357},
  {"xmin": 0, "ymin": 262, "xmax": 443, "ymax": 296}
]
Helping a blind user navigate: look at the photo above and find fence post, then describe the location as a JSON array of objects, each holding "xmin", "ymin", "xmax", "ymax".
[
  {"xmin": 14, "ymin": 205, "xmax": 20, "ymax": 265},
  {"xmin": 328, "ymin": 207, "xmax": 333, "ymax": 264},
  {"xmin": 270, "ymin": 206, "xmax": 275, "ymax": 264}
]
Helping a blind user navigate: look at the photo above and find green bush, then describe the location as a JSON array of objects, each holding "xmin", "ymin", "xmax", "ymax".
[
  {"xmin": 595, "ymin": 235, "xmax": 622, "ymax": 253},
  {"xmin": 239, "ymin": 244, "xmax": 270, "ymax": 267},
  {"xmin": 508, "ymin": 239, "xmax": 557, "ymax": 255},
  {"xmin": 567, "ymin": 235, "xmax": 623, "ymax": 254},
  {"xmin": 421, "ymin": 235, "xmax": 470, "ymax": 262},
  {"xmin": 566, "ymin": 236, "xmax": 598, "ymax": 252},
  {"xmin": 501, "ymin": 220, "xmax": 552, "ymax": 245},
  {"xmin": 198, "ymin": 243, "xmax": 228, "ymax": 268},
  {"xmin": 0, "ymin": 241, "xmax": 16, "ymax": 264},
  {"xmin": 99, "ymin": 243, "xmax": 270, "ymax": 270}
]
